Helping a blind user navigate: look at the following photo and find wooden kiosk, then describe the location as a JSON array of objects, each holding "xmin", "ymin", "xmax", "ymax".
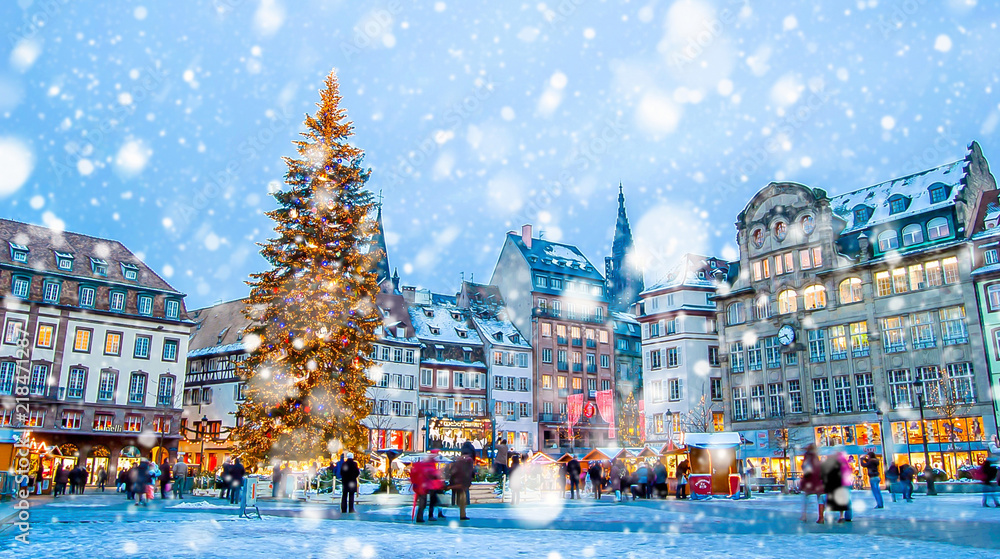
[{"xmin": 684, "ymin": 433, "xmax": 742, "ymax": 497}]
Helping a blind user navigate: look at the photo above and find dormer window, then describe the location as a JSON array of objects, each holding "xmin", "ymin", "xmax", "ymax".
[
  {"xmin": 396, "ymin": 326, "xmax": 406, "ymax": 338},
  {"xmin": 493, "ymin": 331, "xmax": 503, "ymax": 342},
  {"xmin": 121, "ymin": 263, "xmax": 139, "ymax": 281},
  {"xmin": 888, "ymin": 195, "xmax": 909, "ymax": 215},
  {"xmin": 9, "ymin": 243, "xmax": 28, "ymax": 263},
  {"xmin": 429, "ymin": 327, "xmax": 440, "ymax": 335},
  {"xmin": 853, "ymin": 206, "xmax": 872, "ymax": 225},
  {"xmin": 929, "ymin": 183, "xmax": 949, "ymax": 204},
  {"xmin": 55, "ymin": 251, "xmax": 74, "ymax": 271},
  {"xmin": 90, "ymin": 257, "xmax": 108, "ymax": 276},
  {"xmin": 423, "ymin": 309, "xmax": 434, "ymax": 318},
  {"xmin": 456, "ymin": 329, "xmax": 468, "ymax": 338},
  {"xmin": 463, "ymin": 350, "xmax": 472, "ymax": 363},
  {"xmin": 451, "ymin": 311, "xmax": 462, "ymax": 321},
  {"xmin": 510, "ymin": 334, "xmax": 520, "ymax": 344},
  {"xmin": 165, "ymin": 300, "xmax": 180, "ymax": 319}
]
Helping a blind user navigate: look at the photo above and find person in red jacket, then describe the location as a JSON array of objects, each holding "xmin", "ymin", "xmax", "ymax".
[{"xmin": 411, "ymin": 451, "xmax": 444, "ymax": 523}]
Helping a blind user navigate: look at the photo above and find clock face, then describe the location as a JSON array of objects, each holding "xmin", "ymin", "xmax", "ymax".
[{"xmin": 778, "ymin": 325, "xmax": 795, "ymax": 345}]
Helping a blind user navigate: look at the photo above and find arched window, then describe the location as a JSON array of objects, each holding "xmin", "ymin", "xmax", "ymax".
[
  {"xmin": 927, "ymin": 217, "xmax": 951, "ymax": 240},
  {"xmin": 774, "ymin": 222, "xmax": 787, "ymax": 241},
  {"xmin": 877, "ymin": 230, "xmax": 899, "ymax": 252},
  {"xmin": 727, "ymin": 302, "xmax": 745, "ymax": 325},
  {"xmin": 755, "ymin": 295, "xmax": 771, "ymax": 320},
  {"xmin": 901, "ymin": 224, "xmax": 924, "ymax": 246},
  {"xmin": 839, "ymin": 278, "xmax": 863, "ymax": 304},
  {"xmin": 751, "ymin": 229, "xmax": 764, "ymax": 248},
  {"xmin": 777, "ymin": 290, "xmax": 797, "ymax": 314},
  {"xmin": 803, "ymin": 285, "xmax": 827, "ymax": 310}
]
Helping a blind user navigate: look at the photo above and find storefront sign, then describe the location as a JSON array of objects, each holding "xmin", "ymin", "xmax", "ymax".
[{"xmin": 755, "ymin": 431, "xmax": 768, "ymax": 450}]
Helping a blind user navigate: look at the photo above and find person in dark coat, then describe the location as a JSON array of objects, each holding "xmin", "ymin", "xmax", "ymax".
[
  {"xmin": 609, "ymin": 460, "xmax": 623, "ymax": 502},
  {"xmin": 799, "ymin": 444, "xmax": 825, "ymax": 523},
  {"xmin": 67, "ymin": 465, "xmax": 79, "ymax": 494},
  {"xmin": 653, "ymin": 462, "xmax": 668, "ymax": 498},
  {"xmin": 96, "ymin": 467, "xmax": 108, "ymax": 492},
  {"xmin": 676, "ymin": 459, "xmax": 691, "ymax": 500},
  {"xmin": 588, "ymin": 461, "xmax": 603, "ymax": 500},
  {"xmin": 271, "ymin": 462, "xmax": 283, "ymax": 498},
  {"xmin": 115, "ymin": 467, "xmax": 127, "ymax": 493},
  {"xmin": 899, "ymin": 463, "xmax": 916, "ymax": 502},
  {"xmin": 340, "ymin": 452, "xmax": 360, "ymax": 513},
  {"xmin": 449, "ymin": 452, "xmax": 475, "ymax": 520},
  {"xmin": 219, "ymin": 459, "xmax": 233, "ymax": 500},
  {"xmin": 126, "ymin": 464, "xmax": 138, "ymax": 500},
  {"xmin": 566, "ymin": 459, "xmax": 581, "ymax": 499},
  {"xmin": 134, "ymin": 459, "xmax": 151, "ymax": 506},
  {"xmin": 979, "ymin": 457, "xmax": 1000, "ymax": 507},
  {"xmin": 53, "ymin": 463, "xmax": 68, "ymax": 497},
  {"xmin": 886, "ymin": 463, "xmax": 900, "ymax": 503},
  {"xmin": 160, "ymin": 459, "xmax": 173, "ymax": 499},
  {"xmin": 228, "ymin": 458, "xmax": 245, "ymax": 504},
  {"xmin": 860, "ymin": 452, "xmax": 884, "ymax": 509}
]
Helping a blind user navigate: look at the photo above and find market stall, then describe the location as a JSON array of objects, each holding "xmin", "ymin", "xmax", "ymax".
[{"xmin": 685, "ymin": 432, "xmax": 742, "ymax": 497}]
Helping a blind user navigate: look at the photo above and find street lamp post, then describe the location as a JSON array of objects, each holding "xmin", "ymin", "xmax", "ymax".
[
  {"xmin": 910, "ymin": 380, "xmax": 937, "ymax": 496},
  {"xmin": 199, "ymin": 414, "xmax": 209, "ymax": 477},
  {"xmin": 665, "ymin": 409, "xmax": 674, "ymax": 444},
  {"xmin": 875, "ymin": 408, "xmax": 890, "ymax": 470}
]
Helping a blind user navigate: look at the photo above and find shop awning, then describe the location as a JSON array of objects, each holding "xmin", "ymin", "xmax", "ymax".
[
  {"xmin": 527, "ymin": 452, "xmax": 558, "ymax": 465},
  {"xmin": 581, "ymin": 447, "xmax": 631, "ymax": 462},
  {"xmin": 684, "ymin": 432, "xmax": 742, "ymax": 449}
]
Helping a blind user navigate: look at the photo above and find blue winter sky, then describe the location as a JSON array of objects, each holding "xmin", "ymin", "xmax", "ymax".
[{"xmin": 1, "ymin": 0, "xmax": 997, "ymax": 309}]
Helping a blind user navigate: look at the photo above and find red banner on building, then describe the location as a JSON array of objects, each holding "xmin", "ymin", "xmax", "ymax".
[
  {"xmin": 567, "ymin": 393, "xmax": 585, "ymax": 438},
  {"xmin": 596, "ymin": 389, "xmax": 615, "ymax": 439}
]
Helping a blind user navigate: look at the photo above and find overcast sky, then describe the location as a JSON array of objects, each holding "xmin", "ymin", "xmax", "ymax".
[{"xmin": 1, "ymin": 0, "xmax": 997, "ymax": 308}]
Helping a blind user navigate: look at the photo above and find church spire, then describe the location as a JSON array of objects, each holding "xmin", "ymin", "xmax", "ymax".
[
  {"xmin": 371, "ymin": 200, "xmax": 391, "ymax": 285},
  {"xmin": 606, "ymin": 183, "xmax": 644, "ymax": 312}
]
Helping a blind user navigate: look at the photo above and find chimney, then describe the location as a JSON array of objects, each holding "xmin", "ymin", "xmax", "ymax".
[{"xmin": 521, "ymin": 224, "xmax": 532, "ymax": 248}]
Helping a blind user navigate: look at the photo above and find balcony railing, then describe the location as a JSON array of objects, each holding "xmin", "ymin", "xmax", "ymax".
[
  {"xmin": 557, "ymin": 362, "xmax": 568, "ymax": 371},
  {"xmin": 586, "ymin": 365, "xmax": 597, "ymax": 373},
  {"xmin": 538, "ymin": 413, "xmax": 565, "ymax": 423},
  {"xmin": 572, "ymin": 364, "xmax": 583, "ymax": 372},
  {"xmin": 186, "ymin": 368, "xmax": 238, "ymax": 383},
  {"xmin": 558, "ymin": 389, "xmax": 568, "ymax": 397},
  {"xmin": 586, "ymin": 340, "xmax": 597, "ymax": 348},
  {"xmin": 532, "ymin": 307, "xmax": 605, "ymax": 325},
  {"xmin": 557, "ymin": 336, "xmax": 568, "ymax": 345},
  {"xmin": 571, "ymin": 338, "xmax": 582, "ymax": 347}
]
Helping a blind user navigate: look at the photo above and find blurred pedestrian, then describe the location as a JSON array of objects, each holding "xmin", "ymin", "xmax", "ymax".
[
  {"xmin": 160, "ymin": 458, "xmax": 173, "ymax": 499},
  {"xmin": 978, "ymin": 457, "xmax": 999, "ymax": 507},
  {"xmin": 824, "ymin": 452, "xmax": 853, "ymax": 523},
  {"xmin": 588, "ymin": 461, "xmax": 604, "ymax": 500},
  {"xmin": 134, "ymin": 459, "xmax": 151, "ymax": 506},
  {"xmin": 220, "ymin": 458, "xmax": 233, "ymax": 500},
  {"xmin": 96, "ymin": 467, "xmax": 107, "ymax": 492},
  {"xmin": 900, "ymin": 463, "xmax": 916, "ymax": 502},
  {"xmin": 886, "ymin": 462, "xmax": 900, "ymax": 503},
  {"xmin": 509, "ymin": 453, "xmax": 522, "ymax": 505},
  {"xmin": 676, "ymin": 459, "xmax": 691, "ymax": 500},
  {"xmin": 229, "ymin": 457, "xmax": 246, "ymax": 505},
  {"xmin": 271, "ymin": 461, "xmax": 283, "ymax": 498},
  {"xmin": 860, "ymin": 452, "xmax": 884, "ymax": 509},
  {"xmin": 799, "ymin": 444, "xmax": 825, "ymax": 523},
  {"xmin": 173, "ymin": 460, "xmax": 188, "ymax": 499},
  {"xmin": 340, "ymin": 452, "xmax": 360, "ymax": 513},
  {"xmin": 449, "ymin": 450, "xmax": 474, "ymax": 520},
  {"xmin": 53, "ymin": 463, "xmax": 68, "ymax": 497},
  {"xmin": 494, "ymin": 439, "xmax": 509, "ymax": 477},
  {"xmin": 653, "ymin": 461, "xmax": 668, "ymax": 498},
  {"xmin": 567, "ymin": 458, "xmax": 581, "ymax": 499},
  {"xmin": 610, "ymin": 460, "xmax": 623, "ymax": 502}
]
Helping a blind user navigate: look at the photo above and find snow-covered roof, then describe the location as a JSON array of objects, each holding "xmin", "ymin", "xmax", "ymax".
[
  {"xmin": 471, "ymin": 315, "xmax": 530, "ymax": 349},
  {"xmin": 407, "ymin": 302, "xmax": 483, "ymax": 346},
  {"xmin": 642, "ymin": 254, "xmax": 723, "ymax": 294},
  {"xmin": 971, "ymin": 263, "xmax": 1000, "ymax": 276},
  {"xmin": 508, "ymin": 232, "xmax": 605, "ymax": 281},
  {"xmin": 610, "ymin": 311, "xmax": 641, "ymax": 337},
  {"xmin": 188, "ymin": 342, "xmax": 247, "ymax": 358},
  {"xmin": 831, "ymin": 160, "xmax": 966, "ymax": 233},
  {"xmin": 418, "ymin": 358, "xmax": 487, "ymax": 369}
]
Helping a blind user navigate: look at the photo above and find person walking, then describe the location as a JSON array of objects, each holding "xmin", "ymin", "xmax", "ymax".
[
  {"xmin": 96, "ymin": 467, "xmax": 107, "ymax": 492},
  {"xmin": 449, "ymin": 451, "xmax": 474, "ymax": 520},
  {"xmin": 271, "ymin": 462, "xmax": 283, "ymax": 498},
  {"xmin": 126, "ymin": 463, "xmax": 138, "ymax": 500},
  {"xmin": 588, "ymin": 461, "xmax": 604, "ymax": 501},
  {"xmin": 412, "ymin": 451, "xmax": 443, "ymax": 522},
  {"xmin": 53, "ymin": 463, "xmax": 68, "ymax": 497},
  {"xmin": 676, "ymin": 459, "xmax": 691, "ymax": 500},
  {"xmin": 635, "ymin": 463, "xmax": 649, "ymax": 500},
  {"xmin": 653, "ymin": 461, "xmax": 668, "ymax": 499},
  {"xmin": 67, "ymin": 464, "xmax": 79, "ymax": 494},
  {"xmin": 824, "ymin": 452, "xmax": 853, "ymax": 523},
  {"xmin": 173, "ymin": 460, "xmax": 187, "ymax": 499},
  {"xmin": 229, "ymin": 458, "xmax": 246, "ymax": 505},
  {"xmin": 978, "ymin": 457, "xmax": 1000, "ymax": 507},
  {"xmin": 116, "ymin": 467, "xmax": 127, "ymax": 493},
  {"xmin": 886, "ymin": 463, "xmax": 900, "ymax": 503},
  {"xmin": 340, "ymin": 452, "xmax": 360, "ymax": 514},
  {"xmin": 509, "ymin": 454, "xmax": 522, "ymax": 505},
  {"xmin": 494, "ymin": 439, "xmax": 509, "ymax": 477},
  {"xmin": 134, "ymin": 459, "xmax": 151, "ymax": 506},
  {"xmin": 860, "ymin": 452, "xmax": 884, "ymax": 509},
  {"xmin": 609, "ymin": 460, "xmax": 623, "ymax": 502},
  {"xmin": 219, "ymin": 458, "xmax": 233, "ymax": 500},
  {"xmin": 567, "ymin": 458, "xmax": 581, "ymax": 499},
  {"xmin": 899, "ymin": 463, "xmax": 916, "ymax": 502},
  {"xmin": 799, "ymin": 444, "xmax": 826, "ymax": 523},
  {"xmin": 160, "ymin": 458, "xmax": 172, "ymax": 499}
]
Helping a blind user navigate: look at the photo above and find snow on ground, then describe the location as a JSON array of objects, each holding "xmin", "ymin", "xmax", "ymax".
[{"xmin": 8, "ymin": 515, "xmax": 995, "ymax": 559}]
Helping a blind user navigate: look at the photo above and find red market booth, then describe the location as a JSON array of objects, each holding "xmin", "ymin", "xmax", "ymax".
[{"xmin": 685, "ymin": 433, "xmax": 742, "ymax": 497}]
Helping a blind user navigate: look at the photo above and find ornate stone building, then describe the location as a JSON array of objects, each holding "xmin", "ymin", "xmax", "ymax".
[{"xmin": 715, "ymin": 141, "xmax": 997, "ymax": 483}]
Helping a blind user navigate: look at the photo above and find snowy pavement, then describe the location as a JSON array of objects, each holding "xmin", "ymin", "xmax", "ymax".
[{"xmin": 3, "ymin": 492, "xmax": 1000, "ymax": 558}]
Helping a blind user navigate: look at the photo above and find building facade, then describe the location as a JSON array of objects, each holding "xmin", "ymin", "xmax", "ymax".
[
  {"xmin": 0, "ymin": 219, "xmax": 192, "ymax": 486},
  {"xmin": 490, "ymin": 225, "xmax": 616, "ymax": 451},
  {"xmin": 179, "ymin": 299, "xmax": 250, "ymax": 473},
  {"xmin": 407, "ymin": 292, "xmax": 490, "ymax": 454},
  {"xmin": 636, "ymin": 254, "xmax": 727, "ymax": 445},
  {"xmin": 968, "ymin": 189, "xmax": 1000, "ymax": 437},
  {"xmin": 715, "ymin": 141, "xmax": 998, "ymax": 483},
  {"xmin": 460, "ymin": 282, "xmax": 536, "ymax": 452},
  {"xmin": 610, "ymin": 311, "xmax": 644, "ymax": 446}
]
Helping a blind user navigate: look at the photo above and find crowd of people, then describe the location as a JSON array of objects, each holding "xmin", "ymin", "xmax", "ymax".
[{"xmin": 114, "ymin": 457, "xmax": 190, "ymax": 506}]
